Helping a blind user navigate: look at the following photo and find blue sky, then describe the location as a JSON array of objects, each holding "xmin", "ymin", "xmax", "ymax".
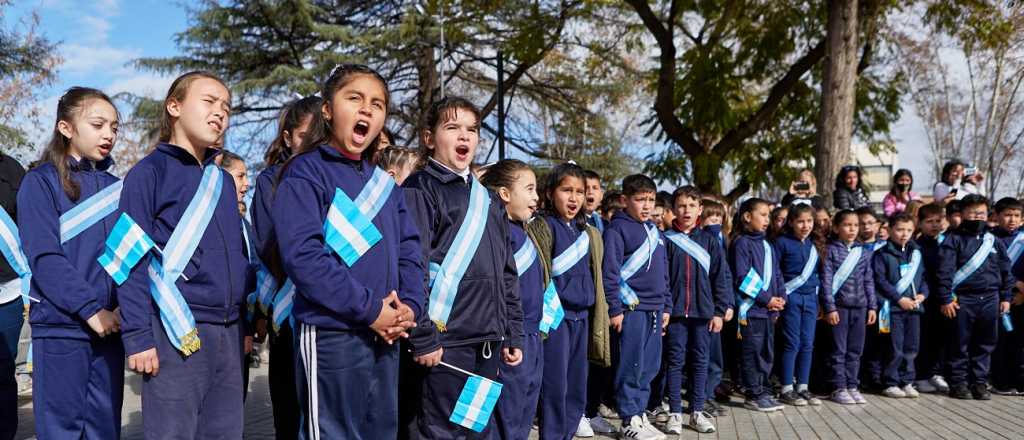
[{"xmin": 7, "ymin": 0, "xmax": 937, "ymax": 190}]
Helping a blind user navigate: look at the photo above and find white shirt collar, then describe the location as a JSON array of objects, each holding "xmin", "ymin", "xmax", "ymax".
[{"xmin": 430, "ymin": 158, "xmax": 471, "ymax": 183}]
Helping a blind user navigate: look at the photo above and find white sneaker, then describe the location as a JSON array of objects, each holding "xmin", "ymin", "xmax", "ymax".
[
  {"xmin": 576, "ymin": 416, "xmax": 595, "ymax": 438},
  {"xmin": 903, "ymin": 384, "xmax": 920, "ymax": 398},
  {"xmin": 930, "ymin": 375, "xmax": 950, "ymax": 391},
  {"xmin": 641, "ymin": 413, "xmax": 666, "ymax": 439},
  {"xmin": 620, "ymin": 415, "xmax": 664, "ymax": 440},
  {"xmin": 665, "ymin": 412, "xmax": 684, "ymax": 434},
  {"xmin": 689, "ymin": 411, "xmax": 717, "ymax": 434},
  {"xmin": 883, "ymin": 386, "xmax": 906, "ymax": 398}
]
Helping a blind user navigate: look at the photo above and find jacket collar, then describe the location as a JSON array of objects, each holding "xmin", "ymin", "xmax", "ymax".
[
  {"xmin": 156, "ymin": 142, "xmax": 221, "ymax": 166},
  {"xmin": 66, "ymin": 155, "xmax": 114, "ymax": 172},
  {"xmin": 425, "ymin": 158, "xmax": 470, "ymax": 184}
]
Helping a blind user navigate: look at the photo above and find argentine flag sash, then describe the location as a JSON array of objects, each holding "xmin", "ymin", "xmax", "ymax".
[
  {"xmin": 880, "ymin": 249, "xmax": 921, "ymax": 334},
  {"xmin": 541, "ymin": 228, "xmax": 590, "ymax": 334},
  {"xmin": 618, "ymin": 225, "xmax": 660, "ymax": 310},
  {"xmin": 254, "ymin": 265, "xmax": 279, "ymax": 314},
  {"xmin": 831, "ymin": 246, "xmax": 863, "ymax": 297},
  {"xmin": 872, "ymin": 240, "xmax": 887, "ymax": 252},
  {"xmin": 427, "ymin": 178, "xmax": 491, "ymax": 331},
  {"xmin": 665, "ymin": 230, "xmax": 711, "ymax": 274},
  {"xmin": 784, "ymin": 245, "xmax": 819, "ymax": 295},
  {"xmin": 590, "ymin": 212, "xmax": 604, "ymax": 233},
  {"xmin": 323, "ymin": 167, "xmax": 395, "ymax": 266},
  {"xmin": 0, "ymin": 208, "xmax": 32, "ymax": 302},
  {"xmin": 737, "ymin": 241, "xmax": 773, "ymax": 327},
  {"xmin": 514, "ymin": 237, "xmax": 538, "ymax": 277},
  {"xmin": 147, "ymin": 165, "xmax": 224, "ymax": 356},
  {"xmin": 271, "ymin": 278, "xmax": 295, "ymax": 332},
  {"xmin": 951, "ymin": 233, "xmax": 996, "ymax": 303},
  {"xmin": 59, "ymin": 180, "xmax": 122, "ymax": 244},
  {"xmin": 1008, "ymin": 231, "xmax": 1024, "ymax": 266}
]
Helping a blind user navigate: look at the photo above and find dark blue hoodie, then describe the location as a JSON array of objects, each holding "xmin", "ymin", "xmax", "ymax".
[
  {"xmin": 404, "ymin": 159, "xmax": 523, "ymax": 356},
  {"xmin": 249, "ymin": 163, "xmax": 281, "ymax": 259},
  {"xmin": 273, "ymin": 145, "xmax": 425, "ymax": 334},
  {"xmin": 602, "ymin": 211, "xmax": 670, "ymax": 316},
  {"xmin": 872, "ymin": 240, "xmax": 928, "ymax": 313},
  {"xmin": 665, "ymin": 223, "xmax": 732, "ymax": 319},
  {"xmin": 18, "ymin": 158, "xmax": 119, "ymax": 339},
  {"xmin": 728, "ymin": 231, "xmax": 785, "ymax": 319},
  {"xmin": 937, "ymin": 224, "xmax": 1013, "ymax": 304},
  {"xmin": 543, "ymin": 214, "xmax": 595, "ymax": 316},
  {"xmin": 512, "ymin": 221, "xmax": 543, "ymax": 331},
  {"xmin": 772, "ymin": 233, "xmax": 821, "ymax": 297},
  {"xmin": 821, "ymin": 239, "xmax": 877, "ymax": 312},
  {"xmin": 117, "ymin": 143, "xmax": 249, "ymax": 356}
]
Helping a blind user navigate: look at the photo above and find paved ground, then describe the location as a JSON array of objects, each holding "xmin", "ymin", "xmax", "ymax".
[{"xmin": 14, "ymin": 356, "xmax": 1024, "ymax": 439}]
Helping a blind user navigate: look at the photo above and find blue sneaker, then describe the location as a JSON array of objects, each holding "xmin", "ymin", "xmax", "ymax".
[{"xmin": 744, "ymin": 396, "xmax": 782, "ymax": 412}]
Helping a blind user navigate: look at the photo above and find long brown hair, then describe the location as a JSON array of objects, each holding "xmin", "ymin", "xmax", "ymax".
[
  {"xmin": 296, "ymin": 64, "xmax": 390, "ymax": 161},
  {"xmin": 159, "ymin": 71, "xmax": 230, "ymax": 143},
  {"xmin": 37, "ymin": 87, "xmax": 119, "ymax": 201},
  {"xmin": 263, "ymin": 96, "xmax": 323, "ymax": 167}
]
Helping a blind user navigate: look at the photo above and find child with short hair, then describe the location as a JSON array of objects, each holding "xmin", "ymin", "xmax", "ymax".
[
  {"xmin": 603, "ymin": 174, "xmax": 669, "ymax": 440},
  {"xmin": 989, "ymin": 197, "xmax": 1023, "ymax": 394},
  {"xmin": 822, "ymin": 210, "xmax": 877, "ymax": 405},
  {"xmin": 938, "ymin": 195, "xmax": 1013, "ymax": 400},
  {"xmin": 375, "ymin": 145, "xmax": 420, "ymax": 185},
  {"xmin": 946, "ymin": 199, "xmax": 964, "ymax": 229},
  {"xmin": 659, "ymin": 186, "xmax": 731, "ymax": 434},
  {"xmin": 873, "ymin": 214, "xmax": 927, "ymax": 398},
  {"xmin": 583, "ymin": 170, "xmax": 605, "ymax": 233},
  {"xmin": 729, "ymin": 198, "xmax": 786, "ymax": 412},
  {"xmin": 600, "ymin": 190, "xmax": 625, "ymax": 221},
  {"xmin": 914, "ymin": 203, "xmax": 951, "ymax": 393}
]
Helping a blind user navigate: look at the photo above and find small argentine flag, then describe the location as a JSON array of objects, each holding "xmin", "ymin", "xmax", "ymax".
[
  {"xmin": 446, "ymin": 363, "xmax": 503, "ymax": 432},
  {"xmin": 98, "ymin": 213, "xmax": 157, "ymax": 285}
]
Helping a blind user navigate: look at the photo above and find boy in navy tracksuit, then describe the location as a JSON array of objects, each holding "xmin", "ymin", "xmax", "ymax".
[
  {"xmin": 119, "ymin": 143, "xmax": 250, "ymax": 438},
  {"xmin": 914, "ymin": 203, "xmax": 951, "ymax": 393},
  {"xmin": 20, "ymin": 155, "xmax": 124, "ymax": 439},
  {"xmin": 872, "ymin": 214, "xmax": 927, "ymax": 398},
  {"xmin": 658, "ymin": 186, "xmax": 730, "ymax": 434},
  {"xmin": 729, "ymin": 198, "xmax": 786, "ymax": 412},
  {"xmin": 603, "ymin": 174, "xmax": 669, "ymax": 439},
  {"xmin": 990, "ymin": 197, "xmax": 1023, "ymax": 394},
  {"xmin": 937, "ymin": 195, "xmax": 1013, "ymax": 400}
]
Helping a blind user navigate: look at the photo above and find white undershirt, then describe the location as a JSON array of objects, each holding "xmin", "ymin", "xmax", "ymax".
[{"xmin": 430, "ymin": 158, "xmax": 471, "ymax": 183}]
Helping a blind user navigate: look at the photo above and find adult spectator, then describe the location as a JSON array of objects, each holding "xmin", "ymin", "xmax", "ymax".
[
  {"xmin": 0, "ymin": 152, "xmax": 25, "ymax": 440},
  {"xmin": 882, "ymin": 168, "xmax": 922, "ymax": 216},
  {"xmin": 781, "ymin": 168, "xmax": 825, "ymax": 209},
  {"xmin": 933, "ymin": 160, "xmax": 984, "ymax": 203},
  {"xmin": 832, "ymin": 165, "xmax": 870, "ymax": 210}
]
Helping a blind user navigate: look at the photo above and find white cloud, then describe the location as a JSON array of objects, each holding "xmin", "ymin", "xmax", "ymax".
[
  {"xmin": 60, "ymin": 43, "xmax": 141, "ymax": 75},
  {"xmin": 106, "ymin": 73, "xmax": 173, "ymax": 98},
  {"xmin": 79, "ymin": 15, "xmax": 113, "ymax": 44}
]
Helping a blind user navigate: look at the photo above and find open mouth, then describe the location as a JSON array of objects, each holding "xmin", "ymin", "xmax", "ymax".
[
  {"xmin": 208, "ymin": 121, "xmax": 222, "ymax": 133},
  {"xmin": 352, "ymin": 120, "xmax": 370, "ymax": 145},
  {"xmin": 97, "ymin": 144, "xmax": 112, "ymax": 156},
  {"xmin": 455, "ymin": 145, "xmax": 471, "ymax": 160}
]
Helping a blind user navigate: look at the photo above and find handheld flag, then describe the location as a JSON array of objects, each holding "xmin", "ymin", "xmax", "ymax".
[
  {"xmin": 98, "ymin": 213, "xmax": 157, "ymax": 285},
  {"xmin": 444, "ymin": 362, "xmax": 503, "ymax": 433}
]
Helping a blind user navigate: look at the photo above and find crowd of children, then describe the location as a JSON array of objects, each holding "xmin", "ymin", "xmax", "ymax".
[{"xmin": 2, "ymin": 63, "xmax": 1024, "ymax": 440}]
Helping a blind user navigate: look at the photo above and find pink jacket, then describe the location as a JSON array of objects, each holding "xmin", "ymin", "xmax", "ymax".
[{"xmin": 882, "ymin": 191, "xmax": 920, "ymax": 216}]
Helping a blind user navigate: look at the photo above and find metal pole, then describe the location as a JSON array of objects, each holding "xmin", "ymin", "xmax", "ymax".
[{"xmin": 497, "ymin": 50, "xmax": 505, "ymax": 160}]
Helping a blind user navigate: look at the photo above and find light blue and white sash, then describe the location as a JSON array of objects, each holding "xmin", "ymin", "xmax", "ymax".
[
  {"xmin": 590, "ymin": 212, "xmax": 604, "ymax": 233},
  {"xmin": 618, "ymin": 224, "xmax": 660, "ymax": 310},
  {"xmin": 737, "ymin": 241, "xmax": 773, "ymax": 326},
  {"xmin": 784, "ymin": 245, "xmax": 819, "ymax": 295},
  {"xmin": 872, "ymin": 240, "xmax": 887, "ymax": 252},
  {"xmin": 665, "ymin": 231, "xmax": 711, "ymax": 274},
  {"xmin": 59, "ymin": 180, "xmax": 122, "ymax": 244},
  {"xmin": 540, "ymin": 228, "xmax": 589, "ymax": 334},
  {"xmin": 831, "ymin": 246, "xmax": 863, "ymax": 297},
  {"xmin": 952, "ymin": 233, "xmax": 996, "ymax": 291},
  {"xmin": 254, "ymin": 265, "xmax": 279, "ymax": 314},
  {"xmin": 0, "ymin": 208, "xmax": 33, "ymax": 303},
  {"xmin": 272, "ymin": 278, "xmax": 295, "ymax": 332},
  {"xmin": 147, "ymin": 165, "xmax": 223, "ymax": 355},
  {"xmin": 514, "ymin": 237, "xmax": 538, "ymax": 277},
  {"xmin": 427, "ymin": 178, "xmax": 490, "ymax": 331},
  {"xmin": 1008, "ymin": 231, "xmax": 1024, "ymax": 266},
  {"xmin": 323, "ymin": 167, "xmax": 395, "ymax": 267}
]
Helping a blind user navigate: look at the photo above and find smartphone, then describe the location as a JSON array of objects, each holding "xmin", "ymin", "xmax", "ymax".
[
  {"xmin": 794, "ymin": 182, "xmax": 810, "ymax": 191},
  {"xmin": 965, "ymin": 166, "xmax": 977, "ymax": 177},
  {"xmin": 949, "ymin": 188, "xmax": 959, "ymax": 195}
]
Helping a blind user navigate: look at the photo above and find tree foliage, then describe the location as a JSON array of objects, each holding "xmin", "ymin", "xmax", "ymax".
[{"xmin": 0, "ymin": 0, "xmax": 60, "ymax": 157}]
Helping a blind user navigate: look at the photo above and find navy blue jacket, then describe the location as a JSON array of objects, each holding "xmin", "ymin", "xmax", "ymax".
[
  {"xmin": 543, "ymin": 214, "xmax": 596, "ymax": 315},
  {"xmin": 872, "ymin": 240, "xmax": 928, "ymax": 313},
  {"xmin": 703, "ymin": 224, "xmax": 726, "ymax": 250},
  {"xmin": 273, "ymin": 146, "xmax": 425, "ymax": 334},
  {"xmin": 728, "ymin": 232, "xmax": 785, "ymax": 319},
  {"xmin": 404, "ymin": 159, "xmax": 523, "ymax": 356},
  {"xmin": 118, "ymin": 143, "xmax": 249, "ymax": 356},
  {"xmin": 665, "ymin": 225, "xmax": 732, "ymax": 319},
  {"xmin": 250, "ymin": 163, "xmax": 280, "ymax": 260},
  {"xmin": 18, "ymin": 158, "xmax": 119, "ymax": 339},
  {"xmin": 918, "ymin": 234, "xmax": 944, "ymax": 304},
  {"xmin": 821, "ymin": 240, "xmax": 877, "ymax": 312},
  {"xmin": 512, "ymin": 221, "xmax": 544, "ymax": 332},
  {"xmin": 602, "ymin": 211, "xmax": 670, "ymax": 316},
  {"xmin": 937, "ymin": 225, "xmax": 1013, "ymax": 304},
  {"xmin": 772, "ymin": 233, "xmax": 821, "ymax": 297}
]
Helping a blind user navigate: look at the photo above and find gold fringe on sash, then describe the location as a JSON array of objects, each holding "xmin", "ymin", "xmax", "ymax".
[{"xmin": 180, "ymin": 328, "xmax": 201, "ymax": 356}]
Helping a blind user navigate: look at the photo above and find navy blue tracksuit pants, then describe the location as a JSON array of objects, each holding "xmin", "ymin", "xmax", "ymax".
[
  {"xmin": 0, "ymin": 298, "xmax": 23, "ymax": 440},
  {"xmin": 414, "ymin": 341, "xmax": 501, "ymax": 440},
  {"xmin": 495, "ymin": 331, "xmax": 543, "ymax": 440},
  {"xmin": 706, "ymin": 331, "xmax": 724, "ymax": 398},
  {"xmin": 830, "ymin": 307, "xmax": 867, "ymax": 390},
  {"xmin": 33, "ymin": 335, "xmax": 124, "ymax": 439},
  {"xmin": 779, "ymin": 291, "xmax": 817, "ymax": 387},
  {"xmin": 917, "ymin": 297, "xmax": 951, "ymax": 380},
  {"xmin": 143, "ymin": 320, "xmax": 243, "ymax": 440},
  {"xmin": 740, "ymin": 317, "xmax": 773, "ymax": 398},
  {"xmin": 615, "ymin": 311, "xmax": 662, "ymax": 420},
  {"xmin": 540, "ymin": 314, "xmax": 588, "ymax": 440},
  {"xmin": 297, "ymin": 324, "xmax": 399, "ymax": 440},
  {"xmin": 269, "ymin": 322, "xmax": 299, "ymax": 440},
  {"xmin": 664, "ymin": 317, "xmax": 710, "ymax": 413},
  {"xmin": 882, "ymin": 312, "xmax": 920, "ymax": 387},
  {"xmin": 947, "ymin": 294, "xmax": 998, "ymax": 387}
]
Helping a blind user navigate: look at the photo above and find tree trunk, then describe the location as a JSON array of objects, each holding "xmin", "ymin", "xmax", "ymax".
[
  {"xmin": 415, "ymin": 39, "xmax": 439, "ymax": 147},
  {"xmin": 815, "ymin": 0, "xmax": 859, "ymax": 208}
]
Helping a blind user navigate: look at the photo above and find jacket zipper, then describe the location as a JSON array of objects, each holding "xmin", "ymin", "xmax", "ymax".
[{"xmin": 684, "ymin": 257, "xmax": 691, "ymax": 317}]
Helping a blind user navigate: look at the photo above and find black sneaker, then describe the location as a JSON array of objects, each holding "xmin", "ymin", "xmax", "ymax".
[
  {"xmin": 779, "ymin": 390, "xmax": 807, "ymax": 406},
  {"xmin": 971, "ymin": 384, "xmax": 991, "ymax": 400},
  {"xmin": 949, "ymin": 384, "xmax": 972, "ymax": 400}
]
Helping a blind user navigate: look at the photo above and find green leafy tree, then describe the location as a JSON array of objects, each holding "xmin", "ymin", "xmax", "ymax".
[{"xmin": 0, "ymin": 0, "xmax": 60, "ymax": 158}]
